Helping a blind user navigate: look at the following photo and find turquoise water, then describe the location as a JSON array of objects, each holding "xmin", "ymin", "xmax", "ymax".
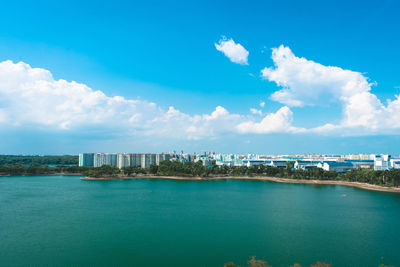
[{"xmin": 1, "ymin": 176, "xmax": 399, "ymax": 267}]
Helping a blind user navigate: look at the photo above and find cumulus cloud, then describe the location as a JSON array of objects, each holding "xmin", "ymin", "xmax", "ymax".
[
  {"xmin": 0, "ymin": 60, "xmax": 299, "ymax": 140},
  {"xmin": 215, "ymin": 37, "xmax": 249, "ymax": 65},
  {"xmin": 6, "ymin": 46, "xmax": 399, "ymax": 140},
  {"xmin": 237, "ymin": 106, "xmax": 304, "ymax": 134},
  {"xmin": 261, "ymin": 45, "xmax": 400, "ymax": 134},
  {"xmin": 261, "ymin": 45, "xmax": 372, "ymax": 108},
  {"xmin": 146, "ymin": 106, "xmax": 243, "ymax": 140},
  {"xmin": 0, "ymin": 60, "xmax": 159, "ymax": 132}
]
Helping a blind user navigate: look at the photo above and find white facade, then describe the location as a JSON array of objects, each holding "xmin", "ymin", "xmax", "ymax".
[
  {"xmin": 390, "ymin": 159, "xmax": 400, "ymax": 169},
  {"xmin": 117, "ymin": 154, "xmax": 130, "ymax": 168},
  {"xmin": 294, "ymin": 160, "xmax": 320, "ymax": 170},
  {"xmin": 372, "ymin": 154, "xmax": 391, "ymax": 171},
  {"xmin": 317, "ymin": 162, "xmax": 353, "ymax": 173}
]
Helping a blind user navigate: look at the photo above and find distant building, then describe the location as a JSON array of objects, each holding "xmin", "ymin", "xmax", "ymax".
[
  {"xmin": 129, "ymin": 154, "xmax": 143, "ymax": 168},
  {"xmin": 202, "ymin": 159, "xmax": 213, "ymax": 167},
  {"xmin": 81, "ymin": 152, "xmax": 397, "ymax": 171},
  {"xmin": 79, "ymin": 153, "xmax": 94, "ymax": 167},
  {"xmin": 318, "ymin": 161, "xmax": 353, "ymax": 173},
  {"xmin": 157, "ymin": 153, "xmax": 173, "ymax": 164},
  {"xmin": 116, "ymin": 153, "xmax": 175, "ymax": 168},
  {"xmin": 141, "ymin": 153, "xmax": 157, "ymax": 168},
  {"xmin": 106, "ymin": 154, "xmax": 117, "ymax": 166},
  {"xmin": 243, "ymin": 159, "xmax": 268, "ymax": 167},
  {"xmin": 294, "ymin": 160, "xmax": 321, "ymax": 170},
  {"xmin": 372, "ymin": 154, "xmax": 391, "ymax": 171},
  {"xmin": 93, "ymin": 153, "xmax": 103, "ymax": 167},
  {"xmin": 347, "ymin": 160, "xmax": 374, "ymax": 170},
  {"xmin": 390, "ymin": 159, "xmax": 400, "ymax": 169},
  {"xmin": 93, "ymin": 153, "xmax": 117, "ymax": 167},
  {"xmin": 360, "ymin": 154, "xmax": 371, "ymax": 160},
  {"xmin": 322, "ymin": 156, "xmax": 341, "ymax": 162},
  {"xmin": 270, "ymin": 160, "xmax": 288, "ymax": 168},
  {"xmin": 345, "ymin": 154, "xmax": 373, "ymax": 161},
  {"xmin": 117, "ymin": 154, "xmax": 130, "ymax": 168},
  {"xmin": 350, "ymin": 154, "xmax": 360, "ymax": 160}
]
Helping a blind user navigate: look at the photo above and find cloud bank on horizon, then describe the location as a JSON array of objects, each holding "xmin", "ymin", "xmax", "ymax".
[{"xmin": 0, "ymin": 40, "xmax": 399, "ymax": 140}]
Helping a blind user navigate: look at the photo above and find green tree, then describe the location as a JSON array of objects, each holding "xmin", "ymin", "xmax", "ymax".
[
  {"xmin": 148, "ymin": 164, "xmax": 158, "ymax": 174},
  {"xmin": 286, "ymin": 161, "xmax": 295, "ymax": 169},
  {"xmin": 248, "ymin": 256, "xmax": 271, "ymax": 267},
  {"xmin": 310, "ymin": 262, "xmax": 331, "ymax": 267}
]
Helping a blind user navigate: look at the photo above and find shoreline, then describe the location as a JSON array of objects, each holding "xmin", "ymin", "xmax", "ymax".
[
  {"xmin": 80, "ymin": 175, "xmax": 400, "ymax": 193},
  {"xmin": 0, "ymin": 173, "xmax": 83, "ymax": 177},
  {"xmin": 2, "ymin": 173, "xmax": 398, "ymax": 193}
]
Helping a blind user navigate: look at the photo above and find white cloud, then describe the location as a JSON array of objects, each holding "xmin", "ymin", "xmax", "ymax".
[
  {"xmin": 0, "ymin": 60, "xmax": 160, "ymax": 132},
  {"xmin": 0, "ymin": 108, "xmax": 6, "ymax": 123},
  {"xmin": 262, "ymin": 45, "xmax": 400, "ymax": 134},
  {"xmin": 0, "ymin": 60, "xmax": 299, "ymax": 140},
  {"xmin": 215, "ymin": 37, "xmax": 249, "ymax": 65},
  {"xmin": 148, "ymin": 106, "xmax": 243, "ymax": 140},
  {"xmin": 261, "ymin": 45, "xmax": 372, "ymax": 108},
  {"xmin": 6, "ymin": 47, "xmax": 399, "ymax": 141},
  {"xmin": 250, "ymin": 108, "xmax": 262, "ymax": 115},
  {"xmin": 237, "ymin": 106, "xmax": 304, "ymax": 134}
]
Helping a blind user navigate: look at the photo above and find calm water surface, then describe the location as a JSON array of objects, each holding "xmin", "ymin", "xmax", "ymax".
[{"xmin": 1, "ymin": 175, "xmax": 399, "ymax": 267}]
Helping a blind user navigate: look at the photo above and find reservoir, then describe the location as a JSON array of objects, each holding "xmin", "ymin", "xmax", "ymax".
[{"xmin": 1, "ymin": 175, "xmax": 399, "ymax": 266}]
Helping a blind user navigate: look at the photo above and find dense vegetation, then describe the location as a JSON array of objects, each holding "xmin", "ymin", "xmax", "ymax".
[
  {"xmin": 1, "ymin": 159, "xmax": 400, "ymax": 188},
  {"xmin": 0, "ymin": 164, "xmax": 88, "ymax": 176},
  {"xmin": 223, "ymin": 256, "xmax": 394, "ymax": 267},
  {"xmin": 84, "ymin": 165, "xmax": 121, "ymax": 177},
  {"xmin": 0, "ymin": 155, "xmax": 78, "ymax": 166},
  {"xmin": 118, "ymin": 160, "xmax": 400, "ymax": 187}
]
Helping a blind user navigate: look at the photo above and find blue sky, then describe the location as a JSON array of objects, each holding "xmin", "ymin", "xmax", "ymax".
[{"xmin": 0, "ymin": 0, "xmax": 399, "ymax": 155}]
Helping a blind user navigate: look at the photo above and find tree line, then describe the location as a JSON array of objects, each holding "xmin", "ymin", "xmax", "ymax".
[
  {"xmin": 0, "ymin": 164, "xmax": 88, "ymax": 175},
  {"xmin": 1, "ymin": 160, "xmax": 400, "ymax": 188},
  {"xmin": 88, "ymin": 160, "xmax": 400, "ymax": 187},
  {"xmin": 0, "ymin": 155, "xmax": 78, "ymax": 166}
]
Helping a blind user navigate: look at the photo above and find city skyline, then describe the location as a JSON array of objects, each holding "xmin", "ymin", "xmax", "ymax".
[
  {"xmin": 78, "ymin": 152, "xmax": 399, "ymax": 172},
  {"xmin": 1, "ymin": 0, "xmax": 400, "ymax": 154}
]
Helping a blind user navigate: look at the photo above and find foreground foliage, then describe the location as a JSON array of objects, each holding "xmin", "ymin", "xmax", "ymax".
[
  {"xmin": 224, "ymin": 256, "xmax": 395, "ymax": 267},
  {"xmin": 224, "ymin": 256, "xmax": 330, "ymax": 267}
]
